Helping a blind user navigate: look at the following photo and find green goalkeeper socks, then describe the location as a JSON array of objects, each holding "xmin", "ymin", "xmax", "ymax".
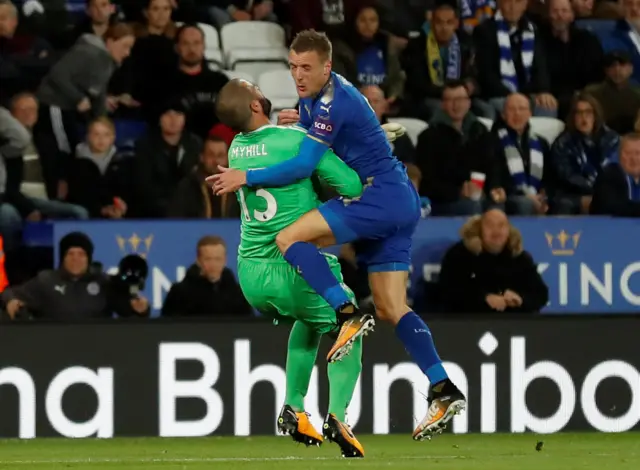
[
  {"xmin": 285, "ymin": 321, "xmax": 321, "ymax": 412},
  {"xmin": 284, "ymin": 321, "xmax": 363, "ymax": 421},
  {"xmin": 327, "ymin": 336, "xmax": 362, "ymax": 422}
]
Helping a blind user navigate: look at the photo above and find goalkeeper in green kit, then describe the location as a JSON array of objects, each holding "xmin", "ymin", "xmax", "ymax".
[{"xmin": 215, "ymin": 79, "xmax": 366, "ymax": 458}]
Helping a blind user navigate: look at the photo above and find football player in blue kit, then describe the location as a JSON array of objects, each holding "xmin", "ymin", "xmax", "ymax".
[{"xmin": 209, "ymin": 29, "xmax": 466, "ymax": 441}]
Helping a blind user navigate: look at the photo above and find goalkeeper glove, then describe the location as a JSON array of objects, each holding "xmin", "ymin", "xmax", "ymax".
[{"xmin": 381, "ymin": 122, "xmax": 406, "ymax": 143}]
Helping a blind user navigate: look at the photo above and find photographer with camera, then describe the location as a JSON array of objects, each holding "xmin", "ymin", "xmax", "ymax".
[{"xmin": 2, "ymin": 231, "xmax": 149, "ymax": 320}]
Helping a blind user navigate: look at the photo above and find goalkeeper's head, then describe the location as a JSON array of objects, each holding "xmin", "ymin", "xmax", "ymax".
[{"xmin": 215, "ymin": 79, "xmax": 272, "ymax": 133}]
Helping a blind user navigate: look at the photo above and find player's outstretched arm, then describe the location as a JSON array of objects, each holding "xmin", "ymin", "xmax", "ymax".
[
  {"xmin": 315, "ymin": 150, "xmax": 362, "ymax": 199},
  {"xmin": 246, "ymin": 137, "xmax": 326, "ymax": 187}
]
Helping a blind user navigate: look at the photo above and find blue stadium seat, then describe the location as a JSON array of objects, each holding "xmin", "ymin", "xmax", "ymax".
[
  {"xmin": 76, "ymin": 119, "xmax": 147, "ymax": 152},
  {"xmin": 575, "ymin": 19, "xmax": 618, "ymax": 44},
  {"xmin": 575, "ymin": 19, "xmax": 617, "ymax": 35}
]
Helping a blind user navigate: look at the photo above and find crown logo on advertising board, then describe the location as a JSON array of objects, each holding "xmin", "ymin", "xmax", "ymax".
[
  {"xmin": 545, "ymin": 230, "xmax": 581, "ymax": 256},
  {"xmin": 115, "ymin": 233, "xmax": 154, "ymax": 258}
]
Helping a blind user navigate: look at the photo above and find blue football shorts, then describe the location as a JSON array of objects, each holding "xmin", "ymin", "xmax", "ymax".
[{"xmin": 318, "ymin": 172, "xmax": 421, "ymax": 272}]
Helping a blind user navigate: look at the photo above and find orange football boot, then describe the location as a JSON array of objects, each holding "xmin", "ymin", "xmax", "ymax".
[
  {"xmin": 323, "ymin": 414, "xmax": 364, "ymax": 458},
  {"xmin": 326, "ymin": 313, "xmax": 375, "ymax": 363},
  {"xmin": 277, "ymin": 405, "xmax": 323, "ymax": 446}
]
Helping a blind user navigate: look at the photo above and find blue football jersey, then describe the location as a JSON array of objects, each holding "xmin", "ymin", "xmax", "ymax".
[{"xmin": 298, "ymin": 72, "xmax": 402, "ymax": 181}]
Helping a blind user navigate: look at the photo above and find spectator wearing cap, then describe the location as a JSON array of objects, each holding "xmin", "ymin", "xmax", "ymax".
[
  {"xmin": 591, "ymin": 132, "xmax": 640, "ymax": 216},
  {"xmin": 401, "ymin": 1, "xmax": 478, "ymax": 121},
  {"xmin": 585, "ymin": 51, "xmax": 640, "ymax": 134},
  {"xmin": 133, "ymin": 101, "xmax": 201, "ymax": 217},
  {"xmin": 437, "ymin": 208, "xmax": 548, "ymax": 313},
  {"xmin": 168, "ymin": 135, "xmax": 239, "ymax": 218},
  {"xmin": 601, "ymin": 0, "xmax": 640, "ymax": 83},
  {"xmin": 166, "ymin": 24, "xmax": 229, "ymax": 140},
  {"xmin": 473, "ymin": 0, "xmax": 557, "ymax": 119},
  {"xmin": 1, "ymin": 231, "xmax": 149, "ymax": 320},
  {"xmin": 550, "ymin": 92, "xmax": 619, "ymax": 214},
  {"xmin": 540, "ymin": 0, "xmax": 604, "ymax": 118}
]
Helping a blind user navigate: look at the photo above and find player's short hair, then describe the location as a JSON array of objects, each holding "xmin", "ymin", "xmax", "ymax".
[
  {"xmin": 197, "ymin": 235, "xmax": 226, "ymax": 255},
  {"xmin": 215, "ymin": 79, "xmax": 255, "ymax": 132},
  {"xmin": 290, "ymin": 29, "xmax": 332, "ymax": 62}
]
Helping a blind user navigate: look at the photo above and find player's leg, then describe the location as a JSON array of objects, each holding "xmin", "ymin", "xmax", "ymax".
[
  {"xmin": 367, "ymin": 269, "xmax": 465, "ymax": 440},
  {"xmin": 324, "ymin": 335, "xmax": 364, "ymax": 458},
  {"xmin": 238, "ymin": 259, "xmax": 325, "ymax": 444},
  {"xmin": 278, "ymin": 320, "xmax": 324, "ymax": 446},
  {"xmin": 275, "ymin": 208, "xmax": 361, "ymax": 314},
  {"xmin": 302, "ymin": 266, "xmax": 364, "ymax": 458}
]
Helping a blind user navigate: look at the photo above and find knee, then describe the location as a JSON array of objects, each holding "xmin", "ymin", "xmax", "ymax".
[{"xmin": 372, "ymin": 294, "xmax": 410, "ymax": 325}]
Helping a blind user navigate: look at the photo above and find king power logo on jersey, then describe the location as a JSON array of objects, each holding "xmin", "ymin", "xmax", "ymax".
[{"xmin": 2, "ymin": 330, "xmax": 638, "ymax": 438}]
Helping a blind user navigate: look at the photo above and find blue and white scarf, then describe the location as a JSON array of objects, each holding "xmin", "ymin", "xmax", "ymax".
[
  {"xmin": 627, "ymin": 174, "xmax": 640, "ymax": 201},
  {"xmin": 495, "ymin": 10, "xmax": 535, "ymax": 93},
  {"xmin": 498, "ymin": 127, "xmax": 544, "ymax": 195}
]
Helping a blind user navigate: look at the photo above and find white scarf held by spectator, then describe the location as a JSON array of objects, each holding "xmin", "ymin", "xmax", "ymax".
[
  {"xmin": 499, "ymin": 127, "xmax": 543, "ymax": 195},
  {"xmin": 495, "ymin": 10, "xmax": 535, "ymax": 93}
]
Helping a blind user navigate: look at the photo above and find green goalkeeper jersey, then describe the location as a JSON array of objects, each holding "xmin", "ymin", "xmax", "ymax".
[{"xmin": 229, "ymin": 124, "xmax": 362, "ymax": 260}]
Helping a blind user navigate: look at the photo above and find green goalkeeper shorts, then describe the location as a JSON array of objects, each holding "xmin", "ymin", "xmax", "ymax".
[{"xmin": 237, "ymin": 254, "xmax": 355, "ymax": 335}]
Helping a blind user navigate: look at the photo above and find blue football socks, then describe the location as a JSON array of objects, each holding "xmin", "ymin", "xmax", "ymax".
[
  {"xmin": 395, "ymin": 311, "xmax": 448, "ymax": 385},
  {"xmin": 283, "ymin": 241, "xmax": 350, "ymax": 310}
]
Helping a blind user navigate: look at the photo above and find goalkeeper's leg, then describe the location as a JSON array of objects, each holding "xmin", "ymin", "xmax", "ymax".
[
  {"xmin": 278, "ymin": 320, "xmax": 324, "ymax": 446},
  {"xmin": 324, "ymin": 335, "xmax": 365, "ymax": 458}
]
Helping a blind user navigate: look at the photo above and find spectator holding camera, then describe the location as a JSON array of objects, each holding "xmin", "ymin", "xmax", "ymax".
[
  {"xmin": 2, "ymin": 232, "xmax": 149, "ymax": 320},
  {"xmin": 67, "ymin": 116, "xmax": 133, "ymax": 219},
  {"xmin": 438, "ymin": 208, "xmax": 548, "ymax": 313},
  {"xmin": 162, "ymin": 236, "xmax": 252, "ymax": 316}
]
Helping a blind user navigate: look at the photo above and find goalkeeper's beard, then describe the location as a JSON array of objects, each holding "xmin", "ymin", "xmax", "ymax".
[{"xmin": 258, "ymin": 97, "xmax": 272, "ymax": 118}]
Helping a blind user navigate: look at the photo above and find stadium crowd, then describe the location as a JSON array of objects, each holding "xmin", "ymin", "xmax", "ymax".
[{"xmin": 1, "ymin": 0, "xmax": 640, "ymax": 318}]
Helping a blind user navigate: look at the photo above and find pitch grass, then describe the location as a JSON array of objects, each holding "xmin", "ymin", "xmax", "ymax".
[{"xmin": 0, "ymin": 433, "xmax": 638, "ymax": 470}]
